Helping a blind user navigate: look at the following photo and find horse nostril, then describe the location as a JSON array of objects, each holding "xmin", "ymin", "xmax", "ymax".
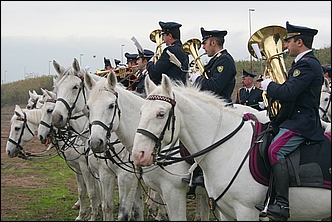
[{"xmin": 99, "ymin": 139, "xmax": 103, "ymax": 147}]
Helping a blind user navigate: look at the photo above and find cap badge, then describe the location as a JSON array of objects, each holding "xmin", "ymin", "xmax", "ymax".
[
  {"xmin": 217, "ymin": 66, "xmax": 224, "ymax": 73},
  {"xmin": 293, "ymin": 69, "xmax": 301, "ymax": 77}
]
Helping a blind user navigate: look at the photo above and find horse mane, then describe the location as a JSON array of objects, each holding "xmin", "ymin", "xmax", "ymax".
[
  {"xmin": 166, "ymin": 81, "xmax": 242, "ymax": 117},
  {"xmin": 11, "ymin": 108, "xmax": 42, "ymax": 126}
]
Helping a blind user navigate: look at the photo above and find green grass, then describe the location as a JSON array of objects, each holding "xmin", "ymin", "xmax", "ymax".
[{"xmin": 1, "ymin": 156, "xmax": 91, "ymax": 221}]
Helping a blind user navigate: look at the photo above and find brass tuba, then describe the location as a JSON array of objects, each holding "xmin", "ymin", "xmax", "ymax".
[
  {"xmin": 182, "ymin": 38, "xmax": 208, "ymax": 78},
  {"xmin": 248, "ymin": 25, "xmax": 288, "ymax": 118},
  {"xmin": 150, "ymin": 29, "xmax": 163, "ymax": 64}
]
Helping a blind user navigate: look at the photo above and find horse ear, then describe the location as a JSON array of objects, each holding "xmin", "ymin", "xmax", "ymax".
[
  {"xmin": 72, "ymin": 58, "xmax": 80, "ymax": 73},
  {"xmin": 161, "ymin": 74, "xmax": 172, "ymax": 97},
  {"xmin": 32, "ymin": 90, "xmax": 38, "ymax": 95},
  {"xmin": 28, "ymin": 90, "xmax": 34, "ymax": 98},
  {"xmin": 107, "ymin": 71, "xmax": 117, "ymax": 90},
  {"xmin": 84, "ymin": 71, "xmax": 96, "ymax": 90},
  {"xmin": 14, "ymin": 105, "xmax": 23, "ymax": 117},
  {"xmin": 53, "ymin": 60, "xmax": 65, "ymax": 75},
  {"xmin": 145, "ymin": 75, "xmax": 156, "ymax": 95}
]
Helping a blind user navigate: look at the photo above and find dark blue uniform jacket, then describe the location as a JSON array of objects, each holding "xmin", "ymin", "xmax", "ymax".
[
  {"xmin": 236, "ymin": 87, "xmax": 264, "ymax": 111},
  {"xmin": 267, "ymin": 51, "xmax": 325, "ymax": 141},
  {"xmin": 146, "ymin": 40, "xmax": 188, "ymax": 85},
  {"xmin": 194, "ymin": 49, "xmax": 236, "ymax": 103}
]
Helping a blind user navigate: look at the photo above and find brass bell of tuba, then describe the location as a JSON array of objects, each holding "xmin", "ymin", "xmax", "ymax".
[
  {"xmin": 150, "ymin": 29, "xmax": 163, "ymax": 64},
  {"xmin": 248, "ymin": 25, "xmax": 288, "ymax": 118},
  {"xmin": 182, "ymin": 38, "xmax": 208, "ymax": 78}
]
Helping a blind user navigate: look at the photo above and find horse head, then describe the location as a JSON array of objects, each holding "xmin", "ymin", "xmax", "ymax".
[
  {"xmin": 319, "ymin": 91, "xmax": 331, "ymax": 122},
  {"xmin": 38, "ymin": 88, "xmax": 57, "ymax": 145},
  {"xmin": 51, "ymin": 58, "xmax": 88, "ymax": 128},
  {"xmin": 132, "ymin": 74, "xmax": 182, "ymax": 167},
  {"xmin": 6, "ymin": 105, "xmax": 41, "ymax": 158},
  {"xmin": 85, "ymin": 70, "xmax": 121, "ymax": 153},
  {"xmin": 26, "ymin": 90, "xmax": 42, "ymax": 109}
]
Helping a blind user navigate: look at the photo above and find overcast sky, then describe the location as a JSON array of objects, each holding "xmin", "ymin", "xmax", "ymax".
[{"xmin": 1, "ymin": 1, "xmax": 331, "ymax": 83}]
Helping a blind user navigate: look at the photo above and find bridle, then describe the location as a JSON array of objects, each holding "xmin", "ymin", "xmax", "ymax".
[
  {"xmin": 55, "ymin": 73, "xmax": 87, "ymax": 125},
  {"xmin": 136, "ymin": 94, "xmax": 177, "ymax": 161},
  {"xmin": 8, "ymin": 112, "xmax": 35, "ymax": 160},
  {"xmin": 89, "ymin": 89, "xmax": 120, "ymax": 140}
]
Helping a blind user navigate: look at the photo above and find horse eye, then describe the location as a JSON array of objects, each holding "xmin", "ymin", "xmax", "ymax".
[
  {"xmin": 324, "ymin": 98, "xmax": 328, "ymax": 102},
  {"xmin": 47, "ymin": 109, "xmax": 53, "ymax": 114},
  {"xmin": 109, "ymin": 104, "xmax": 114, "ymax": 109},
  {"xmin": 73, "ymin": 85, "xmax": 79, "ymax": 90},
  {"xmin": 15, "ymin": 127, "xmax": 21, "ymax": 131},
  {"xmin": 86, "ymin": 105, "xmax": 90, "ymax": 110},
  {"xmin": 157, "ymin": 111, "xmax": 165, "ymax": 118}
]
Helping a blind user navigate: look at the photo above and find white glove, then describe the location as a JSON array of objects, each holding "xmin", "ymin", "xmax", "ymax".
[
  {"xmin": 85, "ymin": 66, "xmax": 90, "ymax": 71},
  {"xmin": 189, "ymin": 72, "xmax": 201, "ymax": 83},
  {"xmin": 261, "ymin": 79, "xmax": 272, "ymax": 91},
  {"xmin": 258, "ymin": 101, "xmax": 265, "ymax": 109}
]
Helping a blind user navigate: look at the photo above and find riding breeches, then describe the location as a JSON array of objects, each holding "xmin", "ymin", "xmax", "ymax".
[{"xmin": 268, "ymin": 127, "xmax": 306, "ymax": 165}]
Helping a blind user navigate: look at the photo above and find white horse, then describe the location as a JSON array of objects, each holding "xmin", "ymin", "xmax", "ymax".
[
  {"xmin": 49, "ymin": 58, "xmax": 145, "ymax": 221},
  {"xmin": 26, "ymin": 89, "xmax": 43, "ymax": 109},
  {"xmin": 6, "ymin": 105, "xmax": 42, "ymax": 158},
  {"xmin": 84, "ymin": 70, "xmax": 211, "ymax": 221},
  {"xmin": 132, "ymin": 74, "xmax": 331, "ymax": 221},
  {"xmin": 320, "ymin": 91, "xmax": 331, "ymax": 123}
]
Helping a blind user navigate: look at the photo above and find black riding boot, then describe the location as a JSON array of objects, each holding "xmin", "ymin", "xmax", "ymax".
[{"xmin": 266, "ymin": 158, "xmax": 290, "ymax": 221}]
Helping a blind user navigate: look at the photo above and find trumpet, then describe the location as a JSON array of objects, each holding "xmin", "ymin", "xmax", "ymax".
[
  {"xmin": 150, "ymin": 29, "xmax": 164, "ymax": 64},
  {"xmin": 182, "ymin": 38, "xmax": 208, "ymax": 78}
]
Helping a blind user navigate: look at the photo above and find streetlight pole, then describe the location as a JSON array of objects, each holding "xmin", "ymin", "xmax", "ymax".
[
  {"xmin": 249, "ymin": 8, "xmax": 255, "ymax": 73},
  {"xmin": 49, "ymin": 61, "xmax": 51, "ymax": 75},
  {"xmin": 121, "ymin": 44, "xmax": 125, "ymax": 64},
  {"xmin": 80, "ymin": 53, "xmax": 84, "ymax": 66}
]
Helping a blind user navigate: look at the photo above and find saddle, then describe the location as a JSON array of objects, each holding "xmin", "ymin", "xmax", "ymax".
[{"xmin": 249, "ymin": 121, "xmax": 331, "ymax": 190}]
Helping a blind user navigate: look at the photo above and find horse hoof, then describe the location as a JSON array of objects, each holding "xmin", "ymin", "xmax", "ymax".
[{"xmin": 71, "ymin": 204, "xmax": 80, "ymax": 210}]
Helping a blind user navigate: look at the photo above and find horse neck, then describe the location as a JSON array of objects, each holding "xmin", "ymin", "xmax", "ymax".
[
  {"xmin": 175, "ymin": 91, "xmax": 245, "ymax": 159},
  {"xmin": 69, "ymin": 113, "xmax": 89, "ymax": 136},
  {"xmin": 25, "ymin": 109, "xmax": 42, "ymax": 134},
  {"xmin": 115, "ymin": 87, "xmax": 145, "ymax": 150}
]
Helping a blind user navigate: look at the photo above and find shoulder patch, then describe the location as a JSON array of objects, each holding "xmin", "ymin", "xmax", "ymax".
[
  {"xmin": 217, "ymin": 66, "xmax": 224, "ymax": 73},
  {"xmin": 293, "ymin": 69, "xmax": 301, "ymax": 77}
]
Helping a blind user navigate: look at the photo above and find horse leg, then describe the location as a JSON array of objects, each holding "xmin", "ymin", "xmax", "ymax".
[
  {"xmin": 74, "ymin": 173, "xmax": 87, "ymax": 221},
  {"xmin": 194, "ymin": 186, "xmax": 210, "ymax": 221},
  {"xmin": 154, "ymin": 192, "xmax": 168, "ymax": 221},
  {"xmin": 99, "ymin": 167, "xmax": 116, "ymax": 221},
  {"xmin": 160, "ymin": 187, "xmax": 187, "ymax": 221},
  {"xmin": 117, "ymin": 172, "xmax": 144, "ymax": 221},
  {"xmin": 79, "ymin": 158, "xmax": 101, "ymax": 221}
]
